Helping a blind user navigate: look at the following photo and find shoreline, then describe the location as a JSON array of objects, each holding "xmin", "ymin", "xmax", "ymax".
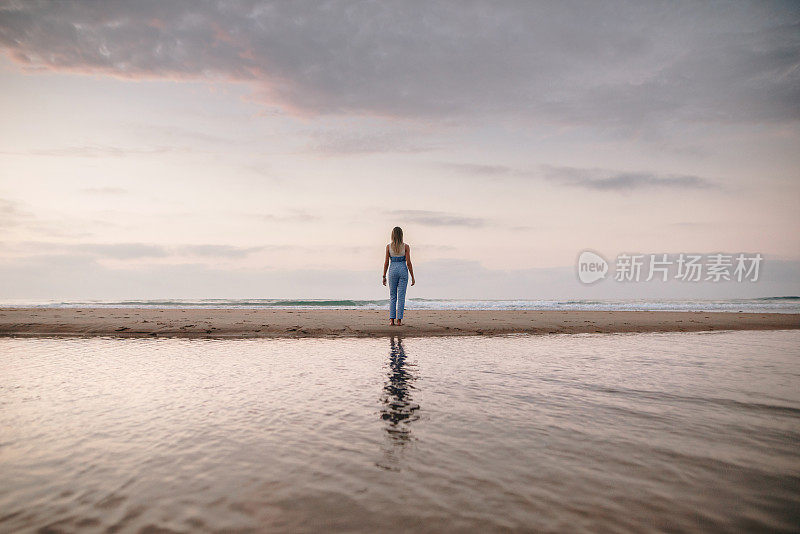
[{"xmin": 1, "ymin": 308, "xmax": 798, "ymax": 338}]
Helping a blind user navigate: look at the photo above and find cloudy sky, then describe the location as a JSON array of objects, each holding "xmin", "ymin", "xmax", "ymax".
[{"xmin": 0, "ymin": 0, "xmax": 798, "ymax": 300}]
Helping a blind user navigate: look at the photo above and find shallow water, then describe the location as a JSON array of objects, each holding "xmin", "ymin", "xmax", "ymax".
[{"xmin": 1, "ymin": 331, "xmax": 799, "ymax": 533}]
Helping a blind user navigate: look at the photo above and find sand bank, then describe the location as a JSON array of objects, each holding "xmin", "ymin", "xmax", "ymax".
[{"xmin": 0, "ymin": 308, "xmax": 797, "ymax": 338}]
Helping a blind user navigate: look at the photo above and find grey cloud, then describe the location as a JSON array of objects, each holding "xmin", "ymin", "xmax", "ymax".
[
  {"xmin": 255, "ymin": 210, "xmax": 319, "ymax": 223},
  {"xmin": 439, "ymin": 161, "xmax": 716, "ymax": 192},
  {"xmin": 543, "ymin": 166, "xmax": 717, "ymax": 191},
  {"xmin": 73, "ymin": 243, "xmax": 169, "ymax": 259},
  {"xmin": 306, "ymin": 129, "xmax": 437, "ymax": 155},
  {"xmin": 177, "ymin": 244, "xmax": 266, "ymax": 257},
  {"xmin": 0, "ymin": 254, "xmax": 375, "ymax": 300},
  {"xmin": 337, "ymin": 244, "xmax": 457, "ymax": 254},
  {"xmin": 0, "ymin": 253, "xmax": 797, "ymax": 300},
  {"xmin": 0, "ymin": 198, "xmax": 32, "ymax": 228},
  {"xmin": 438, "ymin": 162, "xmax": 517, "ymax": 176},
  {"xmin": 0, "ymin": 1, "xmax": 796, "ymax": 129},
  {"xmin": 81, "ymin": 187, "xmax": 128, "ymax": 195},
  {"xmin": 0, "ymin": 199, "xmax": 112, "ymax": 238},
  {"xmin": 127, "ymin": 123, "xmax": 236, "ymax": 145},
  {"xmin": 2, "ymin": 144, "xmax": 196, "ymax": 158},
  {"xmin": 0, "ymin": 199, "xmax": 19, "ymax": 214},
  {"xmin": 2, "ymin": 242, "xmax": 167, "ymax": 259},
  {"xmin": 418, "ymin": 258, "xmax": 800, "ymax": 299},
  {"xmin": 389, "ymin": 210, "xmax": 486, "ymax": 228},
  {"xmin": 5, "ymin": 241, "xmax": 271, "ymax": 260}
]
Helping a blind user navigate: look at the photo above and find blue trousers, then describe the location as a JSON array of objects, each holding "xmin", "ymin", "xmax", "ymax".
[{"xmin": 388, "ymin": 262, "xmax": 409, "ymax": 320}]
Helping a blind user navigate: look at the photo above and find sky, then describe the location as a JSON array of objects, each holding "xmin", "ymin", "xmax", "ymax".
[{"xmin": 0, "ymin": 0, "xmax": 798, "ymax": 300}]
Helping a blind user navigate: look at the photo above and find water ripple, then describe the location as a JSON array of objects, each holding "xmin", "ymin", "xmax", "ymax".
[{"xmin": 0, "ymin": 331, "xmax": 798, "ymax": 532}]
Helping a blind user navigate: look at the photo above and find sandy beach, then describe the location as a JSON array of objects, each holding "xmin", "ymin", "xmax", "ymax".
[{"xmin": 0, "ymin": 308, "xmax": 797, "ymax": 338}]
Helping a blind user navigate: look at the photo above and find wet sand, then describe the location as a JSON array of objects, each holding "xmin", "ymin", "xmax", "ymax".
[{"xmin": 0, "ymin": 307, "xmax": 797, "ymax": 337}]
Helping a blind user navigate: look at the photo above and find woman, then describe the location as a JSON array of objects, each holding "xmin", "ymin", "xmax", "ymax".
[{"xmin": 382, "ymin": 226, "xmax": 415, "ymax": 326}]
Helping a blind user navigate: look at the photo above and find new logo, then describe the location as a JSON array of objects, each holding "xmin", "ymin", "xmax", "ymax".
[{"xmin": 577, "ymin": 250, "xmax": 608, "ymax": 284}]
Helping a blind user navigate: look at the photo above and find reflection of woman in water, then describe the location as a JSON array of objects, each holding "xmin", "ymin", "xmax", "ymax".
[{"xmin": 380, "ymin": 337, "xmax": 419, "ymax": 442}]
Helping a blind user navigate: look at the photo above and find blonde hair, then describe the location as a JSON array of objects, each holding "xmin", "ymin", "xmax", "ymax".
[{"xmin": 390, "ymin": 226, "xmax": 404, "ymax": 255}]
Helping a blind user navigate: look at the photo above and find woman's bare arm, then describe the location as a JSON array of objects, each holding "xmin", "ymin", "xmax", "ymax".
[
  {"xmin": 406, "ymin": 244, "xmax": 415, "ymax": 285},
  {"xmin": 382, "ymin": 245, "xmax": 390, "ymax": 286}
]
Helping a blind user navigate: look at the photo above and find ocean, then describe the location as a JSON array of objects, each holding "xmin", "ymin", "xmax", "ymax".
[
  {"xmin": 1, "ymin": 330, "xmax": 798, "ymax": 532},
  {"xmin": 1, "ymin": 296, "xmax": 799, "ymax": 313}
]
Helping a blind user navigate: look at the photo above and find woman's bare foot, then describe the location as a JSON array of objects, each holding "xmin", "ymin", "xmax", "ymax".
[
  {"xmin": 397, "ymin": 320, "xmax": 403, "ymax": 326},
  {"xmin": 389, "ymin": 319, "xmax": 395, "ymax": 326}
]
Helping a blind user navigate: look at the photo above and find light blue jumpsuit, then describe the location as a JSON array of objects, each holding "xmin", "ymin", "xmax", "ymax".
[{"xmin": 388, "ymin": 245, "xmax": 409, "ymax": 320}]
